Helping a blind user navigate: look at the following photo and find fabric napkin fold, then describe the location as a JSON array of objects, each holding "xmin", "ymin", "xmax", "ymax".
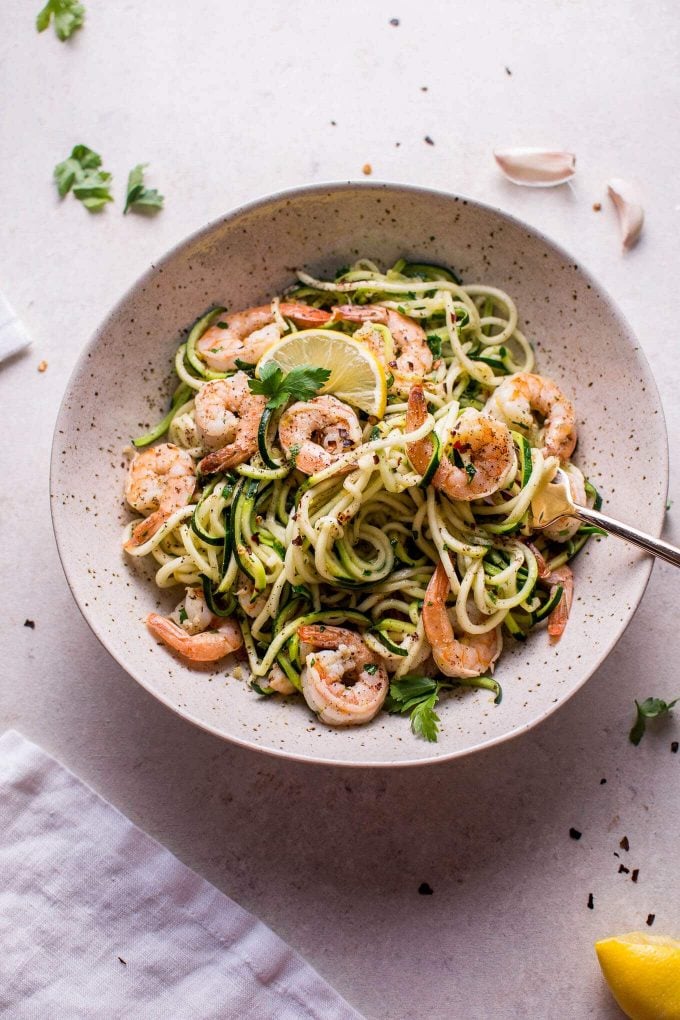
[
  {"xmin": 0, "ymin": 291, "xmax": 31, "ymax": 362},
  {"xmin": 0, "ymin": 731, "xmax": 362, "ymax": 1020}
]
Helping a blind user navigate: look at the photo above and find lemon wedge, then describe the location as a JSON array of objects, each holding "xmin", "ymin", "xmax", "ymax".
[
  {"xmin": 595, "ymin": 931, "xmax": 680, "ymax": 1019},
  {"xmin": 257, "ymin": 329, "xmax": 387, "ymax": 418}
]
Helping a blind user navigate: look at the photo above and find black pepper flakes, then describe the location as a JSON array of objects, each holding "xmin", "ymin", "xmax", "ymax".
[
  {"xmin": 389, "ymin": 17, "xmax": 400, "ymax": 26},
  {"xmin": 631, "ymin": 869, "xmax": 639, "ymax": 883},
  {"xmin": 672, "ymin": 741, "xmax": 679, "ymax": 753},
  {"xmin": 424, "ymin": 136, "xmax": 435, "ymax": 146},
  {"xmin": 569, "ymin": 828, "xmax": 582, "ymax": 840},
  {"xmin": 600, "ymin": 778, "xmax": 607, "ymax": 784},
  {"xmin": 620, "ymin": 836, "xmax": 630, "ymax": 852},
  {"xmin": 618, "ymin": 865, "xmax": 630, "ymax": 875},
  {"xmin": 24, "ymin": 619, "xmax": 35, "ymax": 629},
  {"xmin": 118, "ymin": 956, "xmax": 127, "ymax": 965},
  {"xmin": 418, "ymin": 882, "xmax": 433, "ymax": 895},
  {"xmin": 646, "ymin": 913, "xmax": 655, "ymax": 927},
  {"xmin": 505, "ymin": 66, "xmax": 512, "ymax": 75},
  {"xmin": 587, "ymin": 893, "xmax": 594, "ymax": 910}
]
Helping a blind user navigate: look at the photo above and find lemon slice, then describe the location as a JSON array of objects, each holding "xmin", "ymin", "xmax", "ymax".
[
  {"xmin": 596, "ymin": 932, "xmax": 680, "ymax": 1019},
  {"xmin": 257, "ymin": 329, "xmax": 387, "ymax": 418}
]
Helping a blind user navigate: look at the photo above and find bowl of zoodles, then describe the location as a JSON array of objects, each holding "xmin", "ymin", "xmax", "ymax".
[{"xmin": 51, "ymin": 182, "xmax": 668, "ymax": 766}]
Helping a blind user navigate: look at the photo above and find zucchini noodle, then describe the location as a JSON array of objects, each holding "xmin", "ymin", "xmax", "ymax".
[{"xmin": 122, "ymin": 257, "xmax": 600, "ymax": 737}]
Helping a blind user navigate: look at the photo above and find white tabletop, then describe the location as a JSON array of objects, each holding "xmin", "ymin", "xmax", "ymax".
[{"xmin": 2, "ymin": 2, "xmax": 679, "ymax": 1016}]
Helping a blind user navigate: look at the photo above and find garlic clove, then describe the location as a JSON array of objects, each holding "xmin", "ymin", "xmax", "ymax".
[
  {"xmin": 494, "ymin": 148, "xmax": 576, "ymax": 187},
  {"xmin": 607, "ymin": 178, "xmax": 644, "ymax": 250}
]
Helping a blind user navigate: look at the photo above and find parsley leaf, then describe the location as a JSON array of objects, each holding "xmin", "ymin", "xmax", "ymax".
[
  {"xmin": 248, "ymin": 363, "xmax": 331, "ymax": 410},
  {"xmin": 410, "ymin": 692, "xmax": 440, "ymax": 742},
  {"xmin": 426, "ymin": 334, "xmax": 442, "ymax": 358},
  {"xmin": 629, "ymin": 697, "xmax": 679, "ymax": 745},
  {"xmin": 36, "ymin": 0, "xmax": 84, "ymax": 41},
  {"xmin": 178, "ymin": 606, "xmax": 188, "ymax": 624},
  {"xmin": 124, "ymin": 163, "xmax": 164, "ymax": 215},
  {"xmin": 54, "ymin": 145, "xmax": 113, "ymax": 211}
]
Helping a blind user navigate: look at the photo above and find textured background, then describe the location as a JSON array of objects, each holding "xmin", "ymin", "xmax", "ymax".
[{"xmin": 1, "ymin": 1, "xmax": 679, "ymax": 1016}]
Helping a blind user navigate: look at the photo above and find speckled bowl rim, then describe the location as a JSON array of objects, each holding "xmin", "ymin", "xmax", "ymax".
[{"xmin": 50, "ymin": 180, "xmax": 669, "ymax": 768}]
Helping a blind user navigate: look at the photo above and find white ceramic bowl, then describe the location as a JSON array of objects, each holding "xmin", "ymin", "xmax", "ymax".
[{"xmin": 51, "ymin": 183, "xmax": 668, "ymax": 766}]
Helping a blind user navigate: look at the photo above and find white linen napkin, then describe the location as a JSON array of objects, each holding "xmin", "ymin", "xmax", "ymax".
[
  {"xmin": 0, "ymin": 731, "xmax": 362, "ymax": 1020},
  {"xmin": 0, "ymin": 291, "xmax": 31, "ymax": 362}
]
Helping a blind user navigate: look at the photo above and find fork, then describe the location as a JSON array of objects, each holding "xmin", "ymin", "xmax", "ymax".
[{"xmin": 531, "ymin": 467, "xmax": 680, "ymax": 568}]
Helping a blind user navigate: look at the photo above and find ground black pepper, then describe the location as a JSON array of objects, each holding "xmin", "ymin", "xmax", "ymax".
[
  {"xmin": 620, "ymin": 836, "xmax": 630, "ymax": 852},
  {"xmin": 418, "ymin": 882, "xmax": 433, "ymax": 895},
  {"xmin": 569, "ymin": 828, "xmax": 582, "ymax": 840},
  {"xmin": 672, "ymin": 741, "xmax": 679, "ymax": 753},
  {"xmin": 24, "ymin": 620, "xmax": 35, "ymax": 629},
  {"xmin": 618, "ymin": 865, "xmax": 630, "ymax": 874},
  {"xmin": 646, "ymin": 914, "xmax": 655, "ymax": 927},
  {"xmin": 587, "ymin": 893, "xmax": 594, "ymax": 910},
  {"xmin": 631, "ymin": 869, "xmax": 639, "ymax": 883}
]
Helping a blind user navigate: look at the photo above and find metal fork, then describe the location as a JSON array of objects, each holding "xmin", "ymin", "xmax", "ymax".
[{"xmin": 531, "ymin": 467, "xmax": 680, "ymax": 568}]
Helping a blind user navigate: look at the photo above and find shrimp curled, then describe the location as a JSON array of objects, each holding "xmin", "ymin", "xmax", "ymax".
[
  {"xmin": 298, "ymin": 625, "xmax": 389, "ymax": 726},
  {"xmin": 544, "ymin": 564, "xmax": 574, "ymax": 640},
  {"xmin": 423, "ymin": 562, "xmax": 502, "ymax": 678},
  {"xmin": 278, "ymin": 395, "xmax": 362, "ymax": 475},
  {"xmin": 146, "ymin": 587, "xmax": 243, "ymax": 663},
  {"xmin": 197, "ymin": 303, "xmax": 331, "ymax": 372},
  {"xmin": 196, "ymin": 372, "xmax": 266, "ymax": 475},
  {"xmin": 124, "ymin": 443, "xmax": 196, "ymax": 550},
  {"xmin": 488, "ymin": 372, "xmax": 577, "ymax": 462},
  {"xmin": 406, "ymin": 386, "xmax": 516, "ymax": 501},
  {"xmin": 333, "ymin": 305, "xmax": 433, "ymax": 378}
]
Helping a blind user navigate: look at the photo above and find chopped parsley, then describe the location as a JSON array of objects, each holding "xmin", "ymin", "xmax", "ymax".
[
  {"xmin": 53, "ymin": 145, "xmax": 113, "ymax": 211},
  {"xmin": 178, "ymin": 606, "xmax": 188, "ymax": 624},
  {"xmin": 365, "ymin": 663, "xmax": 378, "ymax": 675},
  {"xmin": 629, "ymin": 696, "xmax": 679, "ymax": 745},
  {"xmin": 36, "ymin": 0, "xmax": 84, "ymax": 40},
  {"xmin": 248, "ymin": 362, "xmax": 330, "ymax": 410},
  {"xmin": 426, "ymin": 334, "xmax": 442, "ymax": 358},
  {"xmin": 124, "ymin": 163, "xmax": 164, "ymax": 214}
]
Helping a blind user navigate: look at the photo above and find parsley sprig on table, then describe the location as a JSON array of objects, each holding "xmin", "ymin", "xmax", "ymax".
[
  {"xmin": 36, "ymin": 0, "xmax": 84, "ymax": 41},
  {"xmin": 124, "ymin": 164, "xmax": 164, "ymax": 215},
  {"xmin": 53, "ymin": 145, "xmax": 113, "ymax": 211},
  {"xmin": 248, "ymin": 363, "xmax": 331, "ymax": 410},
  {"xmin": 629, "ymin": 697, "xmax": 678, "ymax": 745},
  {"xmin": 387, "ymin": 674, "xmax": 503, "ymax": 742}
]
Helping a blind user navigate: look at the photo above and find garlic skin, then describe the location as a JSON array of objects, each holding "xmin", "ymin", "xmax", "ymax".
[
  {"xmin": 607, "ymin": 178, "xmax": 644, "ymax": 250},
  {"xmin": 494, "ymin": 148, "xmax": 576, "ymax": 187}
]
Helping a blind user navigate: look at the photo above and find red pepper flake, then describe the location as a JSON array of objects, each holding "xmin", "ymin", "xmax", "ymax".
[
  {"xmin": 646, "ymin": 913, "xmax": 655, "ymax": 927},
  {"xmin": 569, "ymin": 828, "xmax": 582, "ymax": 840},
  {"xmin": 618, "ymin": 865, "xmax": 630, "ymax": 874},
  {"xmin": 418, "ymin": 882, "xmax": 433, "ymax": 895},
  {"xmin": 620, "ymin": 836, "xmax": 630, "ymax": 852},
  {"xmin": 631, "ymin": 869, "xmax": 639, "ymax": 883},
  {"xmin": 24, "ymin": 619, "xmax": 36, "ymax": 629},
  {"xmin": 587, "ymin": 893, "xmax": 594, "ymax": 910},
  {"xmin": 672, "ymin": 741, "xmax": 679, "ymax": 753}
]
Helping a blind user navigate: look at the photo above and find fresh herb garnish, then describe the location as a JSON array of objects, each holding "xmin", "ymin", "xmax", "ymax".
[
  {"xmin": 387, "ymin": 674, "xmax": 501, "ymax": 742},
  {"xmin": 629, "ymin": 697, "xmax": 679, "ymax": 745},
  {"xmin": 178, "ymin": 606, "xmax": 188, "ymax": 624},
  {"xmin": 465, "ymin": 462, "xmax": 477, "ymax": 483},
  {"xmin": 365, "ymin": 663, "xmax": 378, "ymax": 675},
  {"xmin": 234, "ymin": 358, "xmax": 256, "ymax": 373},
  {"xmin": 248, "ymin": 362, "xmax": 331, "ymax": 410},
  {"xmin": 124, "ymin": 163, "xmax": 164, "ymax": 214},
  {"xmin": 426, "ymin": 334, "xmax": 442, "ymax": 358},
  {"xmin": 37, "ymin": 0, "xmax": 84, "ymax": 40},
  {"xmin": 54, "ymin": 145, "xmax": 113, "ymax": 211}
]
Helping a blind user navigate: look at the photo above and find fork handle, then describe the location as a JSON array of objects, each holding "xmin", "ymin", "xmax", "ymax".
[{"xmin": 576, "ymin": 505, "xmax": 680, "ymax": 568}]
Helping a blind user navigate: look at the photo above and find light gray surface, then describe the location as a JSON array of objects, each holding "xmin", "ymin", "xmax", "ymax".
[{"xmin": 2, "ymin": 1, "xmax": 679, "ymax": 1017}]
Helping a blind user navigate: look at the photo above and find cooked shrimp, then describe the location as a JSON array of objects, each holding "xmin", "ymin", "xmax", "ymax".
[
  {"xmin": 333, "ymin": 305, "xmax": 433, "ymax": 377},
  {"xmin": 197, "ymin": 303, "xmax": 331, "ymax": 372},
  {"xmin": 236, "ymin": 576, "xmax": 268, "ymax": 618},
  {"xmin": 544, "ymin": 564, "xmax": 574, "ymax": 640},
  {"xmin": 278, "ymin": 394, "xmax": 362, "ymax": 475},
  {"xmin": 423, "ymin": 562, "xmax": 502, "ymax": 678},
  {"xmin": 196, "ymin": 372, "xmax": 266, "ymax": 475},
  {"xmin": 146, "ymin": 589, "xmax": 242, "ymax": 662},
  {"xmin": 298, "ymin": 625, "xmax": 388, "ymax": 726},
  {"xmin": 124, "ymin": 443, "xmax": 196, "ymax": 550},
  {"xmin": 542, "ymin": 465, "xmax": 586, "ymax": 542},
  {"xmin": 487, "ymin": 372, "xmax": 577, "ymax": 461},
  {"xmin": 170, "ymin": 586, "xmax": 213, "ymax": 634},
  {"xmin": 406, "ymin": 385, "xmax": 516, "ymax": 501},
  {"xmin": 267, "ymin": 663, "xmax": 297, "ymax": 696}
]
